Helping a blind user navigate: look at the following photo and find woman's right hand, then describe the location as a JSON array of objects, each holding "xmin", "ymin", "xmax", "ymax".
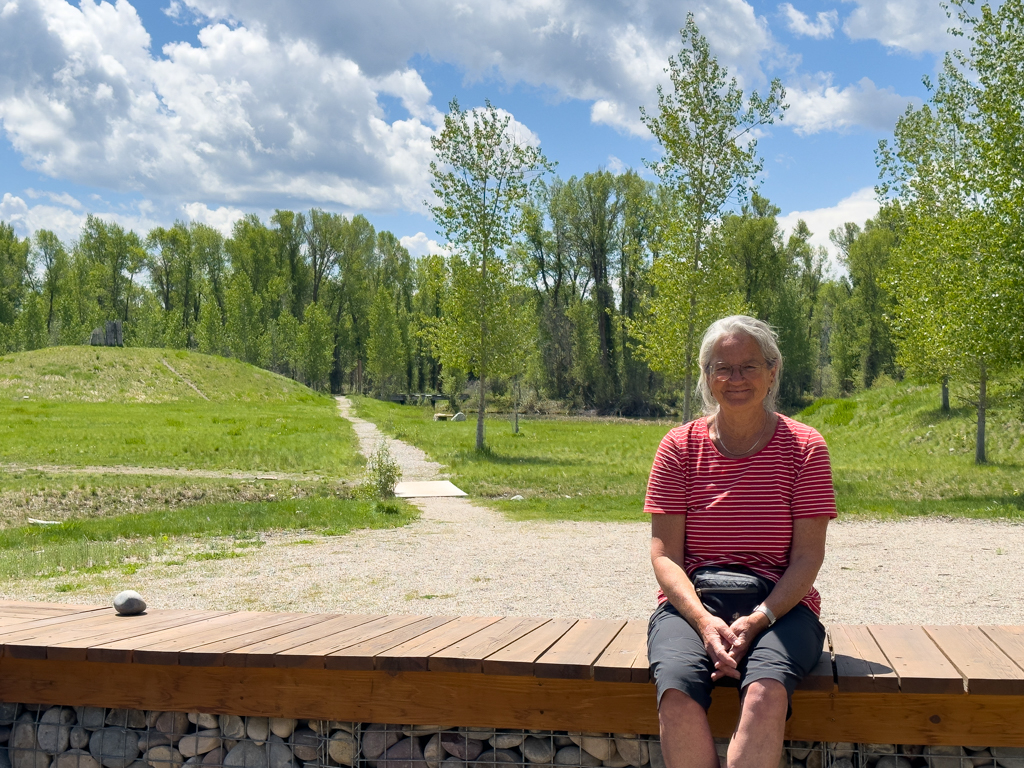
[{"xmin": 699, "ymin": 615, "xmax": 741, "ymax": 681}]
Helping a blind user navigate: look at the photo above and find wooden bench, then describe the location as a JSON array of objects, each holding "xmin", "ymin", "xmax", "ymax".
[{"xmin": 1, "ymin": 601, "xmax": 1023, "ymax": 747}]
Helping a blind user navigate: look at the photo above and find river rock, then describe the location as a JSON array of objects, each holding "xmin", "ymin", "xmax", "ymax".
[
  {"xmin": 874, "ymin": 758, "xmax": 912, "ymax": 768},
  {"xmin": 181, "ymin": 760, "xmax": 199, "ymax": 768},
  {"xmin": 924, "ymin": 744, "xmax": 965, "ymax": 768},
  {"xmin": 289, "ymin": 730, "xmax": 320, "ymax": 763},
  {"xmin": 73, "ymin": 712, "xmax": 105, "ymax": 733},
  {"xmin": 553, "ymin": 738, "xmax": 573, "ymax": 748},
  {"xmin": 380, "ymin": 738, "xmax": 427, "ymax": 768},
  {"xmin": 488, "ymin": 735, "xmax": 523, "ymax": 750},
  {"xmin": 266, "ymin": 736, "xmax": 294, "ymax": 768},
  {"xmin": 805, "ymin": 749, "xmax": 823, "ymax": 768},
  {"xmin": 831, "ymin": 760, "xmax": 854, "ymax": 768},
  {"xmin": 223, "ymin": 742, "xmax": 267, "ymax": 768},
  {"xmin": 441, "ymin": 734, "xmax": 484, "ymax": 761},
  {"xmin": 69, "ymin": 730, "xmax": 90, "ymax": 751},
  {"xmin": 423, "ymin": 736, "xmax": 443, "ymax": 768},
  {"xmin": 200, "ymin": 751, "xmax": 225, "ymax": 768},
  {"xmin": 246, "ymin": 719, "xmax": 269, "ymax": 745},
  {"xmin": 601, "ymin": 747, "xmax": 628, "ymax": 768},
  {"xmin": 218, "ymin": 718, "xmax": 244, "ymax": 742},
  {"xmin": 54, "ymin": 749, "xmax": 101, "ymax": 768},
  {"xmin": 104, "ymin": 713, "xmax": 145, "ymax": 731},
  {"xmin": 143, "ymin": 746, "xmax": 183, "ymax": 768},
  {"xmin": 966, "ymin": 749, "xmax": 991, "ymax": 767},
  {"xmin": 523, "ymin": 737, "xmax": 555, "ymax": 764},
  {"xmin": 187, "ymin": 716, "xmax": 217, "ymax": 731},
  {"xmin": 612, "ymin": 735, "xmax": 647, "ymax": 768},
  {"xmin": 268, "ymin": 721, "xmax": 296, "ymax": 740},
  {"xmin": 178, "ymin": 731, "xmax": 220, "ymax": 759},
  {"xmin": 473, "ymin": 750, "xmax": 519, "ymax": 766},
  {"xmin": 457, "ymin": 731, "xmax": 493, "ymax": 742},
  {"xmin": 440, "ymin": 760, "xmax": 466, "ymax": 768},
  {"xmin": 113, "ymin": 592, "xmax": 146, "ymax": 616},
  {"xmin": 0, "ymin": 706, "xmax": 21, "ymax": 724},
  {"xmin": 403, "ymin": 727, "xmax": 452, "ymax": 738},
  {"xmin": 0, "ymin": 726, "xmax": 11, "ymax": 743},
  {"xmin": 135, "ymin": 736, "xmax": 171, "ymax": 753},
  {"xmin": 787, "ymin": 742, "xmax": 813, "ymax": 761},
  {"xmin": 38, "ymin": 708, "xmax": 75, "ymax": 754},
  {"xmin": 827, "ymin": 743, "xmax": 855, "ymax": 760},
  {"xmin": 647, "ymin": 740, "xmax": 664, "ymax": 768},
  {"xmin": 89, "ymin": 728, "xmax": 140, "ymax": 768},
  {"xmin": 555, "ymin": 748, "xmax": 600, "ymax": 767},
  {"xmin": 569, "ymin": 734, "xmax": 614, "ymax": 762},
  {"xmin": 155, "ymin": 714, "xmax": 189, "ymax": 743},
  {"xmin": 865, "ymin": 745, "xmax": 897, "ymax": 756},
  {"xmin": 993, "ymin": 746, "xmax": 1024, "ymax": 768},
  {"xmin": 328, "ymin": 732, "xmax": 357, "ymax": 767}
]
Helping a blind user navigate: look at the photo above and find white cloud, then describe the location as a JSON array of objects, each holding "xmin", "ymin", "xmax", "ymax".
[
  {"xmin": 779, "ymin": 4, "xmax": 837, "ymax": 39},
  {"xmin": 784, "ymin": 75, "xmax": 918, "ymax": 135},
  {"xmin": 25, "ymin": 189, "xmax": 83, "ymax": 209},
  {"xmin": 400, "ymin": 231, "xmax": 447, "ymax": 259},
  {"xmin": 778, "ymin": 186, "xmax": 879, "ymax": 261},
  {"xmin": 182, "ymin": 202, "xmax": 245, "ymax": 237},
  {"xmin": 1, "ymin": 192, "xmax": 87, "ymax": 242},
  {"xmin": 842, "ymin": 0, "xmax": 958, "ymax": 54}
]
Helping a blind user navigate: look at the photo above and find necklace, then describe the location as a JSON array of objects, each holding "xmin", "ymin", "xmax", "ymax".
[{"xmin": 712, "ymin": 414, "xmax": 770, "ymax": 457}]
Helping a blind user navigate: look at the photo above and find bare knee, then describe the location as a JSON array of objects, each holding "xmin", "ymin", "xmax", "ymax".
[
  {"xmin": 659, "ymin": 688, "xmax": 706, "ymax": 729},
  {"xmin": 740, "ymin": 679, "xmax": 788, "ymax": 718}
]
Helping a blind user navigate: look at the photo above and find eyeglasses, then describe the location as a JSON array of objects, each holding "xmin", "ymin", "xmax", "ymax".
[{"xmin": 708, "ymin": 362, "xmax": 770, "ymax": 381}]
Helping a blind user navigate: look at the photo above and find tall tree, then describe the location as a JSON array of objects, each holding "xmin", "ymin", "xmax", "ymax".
[
  {"xmin": 630, "ymin": 16, "xmax": 785, "ymax": 421},
  {"xmin": 428, "ymin": 98, "xmax": 552, "ymax": 449},
  {"xmin": 34, "ymin": 230, "xmax": 67, "ymax": 339}
]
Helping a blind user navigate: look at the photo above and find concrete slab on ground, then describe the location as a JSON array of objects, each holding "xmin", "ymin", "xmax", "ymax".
[{"xmin": 395, "ymin": 480, "xmax": 467, "ymax": 498}]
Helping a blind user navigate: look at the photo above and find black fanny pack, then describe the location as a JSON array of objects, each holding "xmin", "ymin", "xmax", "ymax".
[{"xmin": 692, "ymin": 566, "xmax": 775, "ymax": 623}]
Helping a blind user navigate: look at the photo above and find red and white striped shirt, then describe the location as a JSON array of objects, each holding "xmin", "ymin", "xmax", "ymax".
[{"xmin": 645, "ymin": 414, "xmax": 837, "ymax": 615}]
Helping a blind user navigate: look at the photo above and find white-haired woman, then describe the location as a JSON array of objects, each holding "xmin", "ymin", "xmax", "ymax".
[{"xmin": 645, "ymin": 316, "xmax": 836, "ymax": 768}]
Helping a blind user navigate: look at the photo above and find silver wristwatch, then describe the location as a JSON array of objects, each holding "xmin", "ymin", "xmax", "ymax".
[{"xmin": 754, "ymin": 603, "xmax": 777, "ymax": 626}]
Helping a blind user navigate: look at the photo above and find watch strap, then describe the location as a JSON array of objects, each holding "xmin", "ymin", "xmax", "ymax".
[{"xmin": 754, "ymin": 603, "xmax": 776, "ymax": 626}]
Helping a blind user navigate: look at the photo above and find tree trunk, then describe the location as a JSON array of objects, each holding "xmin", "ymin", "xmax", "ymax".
[
  {"xmin": 941, "ymin": 376, "xmax": 950, "ymax": 413},
  {"xmin": 975, "ymin": 360, "xmax": 986, "ymax": 465},
  {"xmin": 476, "ymin": 376, "xmax": 485, "ymax": 451},
  {"xmin": 513, "ymin": 379, "xmax": 520, "ymax": 434}
]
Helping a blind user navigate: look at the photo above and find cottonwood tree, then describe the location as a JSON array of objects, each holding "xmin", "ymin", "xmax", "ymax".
[
  {"xmin": 428, "ymin": 98, "xmax": 552, "ymax": 450},
  {"xmin": 630, "ymin": 15, "xmax": 785, "ymax": 421}
]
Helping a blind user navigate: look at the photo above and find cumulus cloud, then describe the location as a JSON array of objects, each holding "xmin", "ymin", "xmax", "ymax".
[
  {"xmin": 842, "ymin": 0, "xmax": 958, "ymax": 54},
  {"xmin": 784, "ymin": 75, "xmax": 918, "ymax": 135},
  {"xmin": 779, "ymin": 4, "xmax": 837, "ymax": 39},
  {"xmin": 400, "ymin": 232, "xmax": 447, "ymax": 259},
  {"xmin": 182, "ymin": 202, "xmax": 246, "ymax": 237},
  {"xmin": 1, "ymin": 193, "xmax": 86, "ymax": 242},
  {"xmin": 778, "ymin": 186, "xmax": 879, "ymax": 261}
]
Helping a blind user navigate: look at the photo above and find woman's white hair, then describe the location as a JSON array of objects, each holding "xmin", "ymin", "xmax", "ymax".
[{"xmin": 696, "ymin": 315, "xmax": 783, "ymax": 415}]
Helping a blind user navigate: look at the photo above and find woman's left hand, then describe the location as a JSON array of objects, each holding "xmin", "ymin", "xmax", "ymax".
[{"xmin": 723, "ymin": 612, "xmax": 770, "ymax": 666}]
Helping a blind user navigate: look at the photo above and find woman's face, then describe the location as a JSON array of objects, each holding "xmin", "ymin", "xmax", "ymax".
[{"xmin": 707, "ymin": 333, "xmax": 776, "ymax": 413}]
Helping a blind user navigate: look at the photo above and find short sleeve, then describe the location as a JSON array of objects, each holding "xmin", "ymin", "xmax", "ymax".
[
  {"xmin": 791, "ymin": 430, "xmax": 838, "ymax": 519},
  {"xmin": 644, "ymin": 428, "xmax": 688, "ymax": 515}
]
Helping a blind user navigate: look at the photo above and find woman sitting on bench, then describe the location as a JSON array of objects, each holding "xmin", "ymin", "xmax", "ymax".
[{"xmin": 645, "ymin": 316, "xmax": 836, "ymax": 768}]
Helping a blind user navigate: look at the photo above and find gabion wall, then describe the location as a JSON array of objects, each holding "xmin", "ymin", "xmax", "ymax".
[{"xmin": 0, "ymin": 703, "xmax": 1021, "ymax": 768}]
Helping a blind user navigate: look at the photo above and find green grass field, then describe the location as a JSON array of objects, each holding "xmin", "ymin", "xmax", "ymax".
[{"xmin": 355, "ymin": 381, "xmax": 1024, "ymax": 522}]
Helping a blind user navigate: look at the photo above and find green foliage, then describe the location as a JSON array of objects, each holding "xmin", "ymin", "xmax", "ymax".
[
  {"xmin": 366, "ymin": 286, "xmax": 406, "ymax": 396},
  {"xmin": 297, "ymin": 301, "xmax": 333, "ymax": 391},
  {"xmin": 364, "ymin": 440, "xmax": 401, "ymax": 499}
]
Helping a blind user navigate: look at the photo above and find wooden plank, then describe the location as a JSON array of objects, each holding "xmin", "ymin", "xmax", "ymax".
[
  {"xmin": 0, "ymin": 601, "xmax": 104, "ymax": 616},
  {"xmin": 593, "ymin": 620, "xmax": 647, "ymax": 683},
  {"xmin": 630, "ymin": 636, "xmax": 650, "ymax": 684},
  {"xmin": 182, "ymin": 614, "xmax": 336, "ymax": 667},
  {"xmin": 326, "ymin": 615, "xmax": 456, "ymax": 671},
  {"xmin": 831, "ymin": 624, "xmax": 899, "ymax": 694},
  {"xmin": 981, "ymin": 626, "xmax": 1024, "ymax": 677},
  {"xmin": 0, "ymin": 617, "xmax": 36, "ymax": 628},
  {"xmin": 534, "ymin": 619, "xmax": 626, "ymax": 680},
  {"xmin": 375, "ymin": 616, "xmax": 503, "ymax": 672},
  {"xmin": 0, "ymin": 608, "xmax": 124, "ymax": 644},
  {"xmin": 227, "ymin": 614, "xmax": 381, "ymax": 668},
  {"xmin": 482, "ymin": 618, "xmax": 576, "ymax": 677},
  {"xmin": 798, "ymin": 635, "xmax": 835, "ymax": 692},
  {"xmin": 869, "ymin": 625, "xmax": 964, "ymax": 695},
  {"xmin": 59, "ymin": 612, "xmax": 233, "ymax": 663},
  {"xmin": 925, "ymin": 625, "xmax": 1024, "ymax": 695},
  {"xmin": 428, "ymin": 617, "xmax": 549, "ymax": 674},
  {"xmin": 273, "ymin": 615, "xmax": 429, "ymax": 669},
  {"xmin": 118, "ymin": 612, "xmax": 273, "ymax": 665}
]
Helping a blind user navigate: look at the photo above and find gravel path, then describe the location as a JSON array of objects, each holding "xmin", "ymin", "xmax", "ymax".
[{"xmin": 6, "ymin": 399, "xmax": 1023, "ymax": 625}]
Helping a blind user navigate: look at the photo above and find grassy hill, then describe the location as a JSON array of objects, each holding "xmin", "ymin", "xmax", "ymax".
[
  {"xmin": 356, "ymin": 379, "xmax": 1024, "ymax": 521},
  {"xmin": 0, "ymin": 347, "xmax": 360, "ymax": 474}
]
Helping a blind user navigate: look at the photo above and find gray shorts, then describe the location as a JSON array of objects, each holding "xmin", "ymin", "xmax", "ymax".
[{"xmin": 647, "ymin": 600, "xmax": 826, "ymax": 713}]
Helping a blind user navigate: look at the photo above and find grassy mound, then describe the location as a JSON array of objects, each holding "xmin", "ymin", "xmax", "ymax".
[{"xmin": 0, "ymin": 347, "xmax": 318, "ymax": 404}]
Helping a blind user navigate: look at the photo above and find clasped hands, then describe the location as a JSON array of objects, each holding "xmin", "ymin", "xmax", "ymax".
[{"xmin": 699, "ymin": 611, "xmax": 769, "ymax": 682}]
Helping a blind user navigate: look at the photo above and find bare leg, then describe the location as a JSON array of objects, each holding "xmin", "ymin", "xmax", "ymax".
[
  {"xmin": 658, "ymin": 689, "xmax": 720, "ymax": 768},
  {"xmin": 726, "ymin": 679, "xmax": 788, "ymax": 768}
]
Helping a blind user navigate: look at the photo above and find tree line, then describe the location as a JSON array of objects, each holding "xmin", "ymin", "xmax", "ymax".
[{"xmin": 0, "ymin": 5, "xmax": 1021, "ymax": 461}]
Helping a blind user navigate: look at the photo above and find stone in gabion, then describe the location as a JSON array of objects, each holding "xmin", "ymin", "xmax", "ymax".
[
  {"xmin": 217, "ymin": 719, "xmax": 244, "ymax": 742},
  {"xmin": 0, "ymin": 726, "xmax": 12, "ymax": 744},
  {"xmin": 601, "ymin": 747, "xmax": 628, "ymax": 768},
  {"xmin": 553, "ymin": 737, "xmax": 573, "ymax": 749},
  {"xmin": 0, "ymin": 706, "xmax": 22, "ymax": 725},
  {"xmin": 52, "ymin": 749, "xmax": 100, "ymax": 768},
  {"xmin": 554, "ymin": 747, "xmax": 600, "ymax": 767},
  {"xmin": 923, "ymin": 744, "xmax": 965, "ymax": 768},
  {"xmin": 827, "ymin": 743, "xmax": 855, "ymax": 760},
  {"xmin": 569, "ymin": 734, "xmax": 613, "ymax": 763},
  {"xmin": 488, "ymin": 735, "xmax": 523, "ymax": 751},
  {"xmin": 142, "ymin": 745, "xmax": 182, "ymax": 768},
  {"xmin": 268, "ymin": 722, "xmax": 296, "ymax": 740},
  {"xmin": 612, "ymin": 735, "xmax": 647, "ymax": 768},
  {"xmin": 380, "ymin": 737, "xmax": 426, "ymax": 768},
  {"xmin": 865, "ymin": 744, "xmax": 897, "ymax": 756},
  {"xmin": 103, "ymin": 714, "xmax": 144, "ymax": 732},
  {"xmin": 73, "ymin": 712, "xmax": 104, "ymax": 733},
  {"xmin": 245, "ymin": 719, "xmax": 269, "ymax": 745},
  {"xmin": 223, "ymin": 742, "xmax": 267, "ymax": 768},
  {"xmin": 39, "ymin": 708, "xmax": 75, "ymax": 755},
  {"xmin": 457, "ymin": 731, "xmax": 492, "ymax": 742},
  {"xmin": 472, "ymin": 749, "xmax": 519, "ymax": 766},
  {"xmin": 88, "ymin": 728, "xmax": 140, "ymax": 768},
  {"xmin": 647, "ymin": 740, "xmax": 664, "ymax": 768},
  {"xmin": 177, "ymin": 731, "xmax": 220, "ymax": 759},
  {"xmin": 440, "ymin": 734, "xmax": 483, "ymax": 762},
  {"xmin": 403, "ymin": 728, "xmax": 451, "ymax": 738},
  {"xmin": 266, "ymin": 736, "xmax": 295, "ymax": 768},
  {"xmin": 439, "ymin": 760, "xmax": 465, "ymax": 768},
  {"xmin": 830, "ymin": 760, "xmax": 853, "ymax": 768},
  {"xmin": 992, "ymin": 746, "xmax": 1024, "ymax": 768},
  {"xmin": 200, "ymin": 751, "xmax": 225, "ymax": 768},
  {"xmin": 69, "ymin": 731, "xmax": 89, "ymax": 752},
  {"xmin": 134, "ymin": 738, "xmax": 170, "ymax": 755},
  {"xmin": 112, "ymin": 592, "xmax": 146, "ymax": 616},
  {"xmin": 423, "ymin": 736, "xmax": 442, "ymax": 768},
  {"xmin": 522, "ymin": 737, "xmax": 555, "ymax": 764},
  {"xmin": 874, "ymin": 757, "xmax": 912, "ymax": 768},
  {"xmin": 288, "ymin": 730, "xmax": 319, "ymax": 763},
  {"xmin": 154, "ymin": 715, "xmax": 188, "ymax": 744},
  {"xmin": 186, "ymin": 717, "xmax": 216, "ymax": 731},
  {"xmin": 328, "ymin": 732, "xmax": 358, "ymax": 767}
]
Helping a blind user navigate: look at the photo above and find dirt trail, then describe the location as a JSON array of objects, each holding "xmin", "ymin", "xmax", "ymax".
[{"xmin": 0, "ymin": 463, "xmax": 319, "ymax": 482}]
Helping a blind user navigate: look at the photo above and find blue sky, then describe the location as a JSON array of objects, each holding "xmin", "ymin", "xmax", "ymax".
[{"xmin": 0, "ymin": 0, "xmax": 956, "ymax": 260}]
